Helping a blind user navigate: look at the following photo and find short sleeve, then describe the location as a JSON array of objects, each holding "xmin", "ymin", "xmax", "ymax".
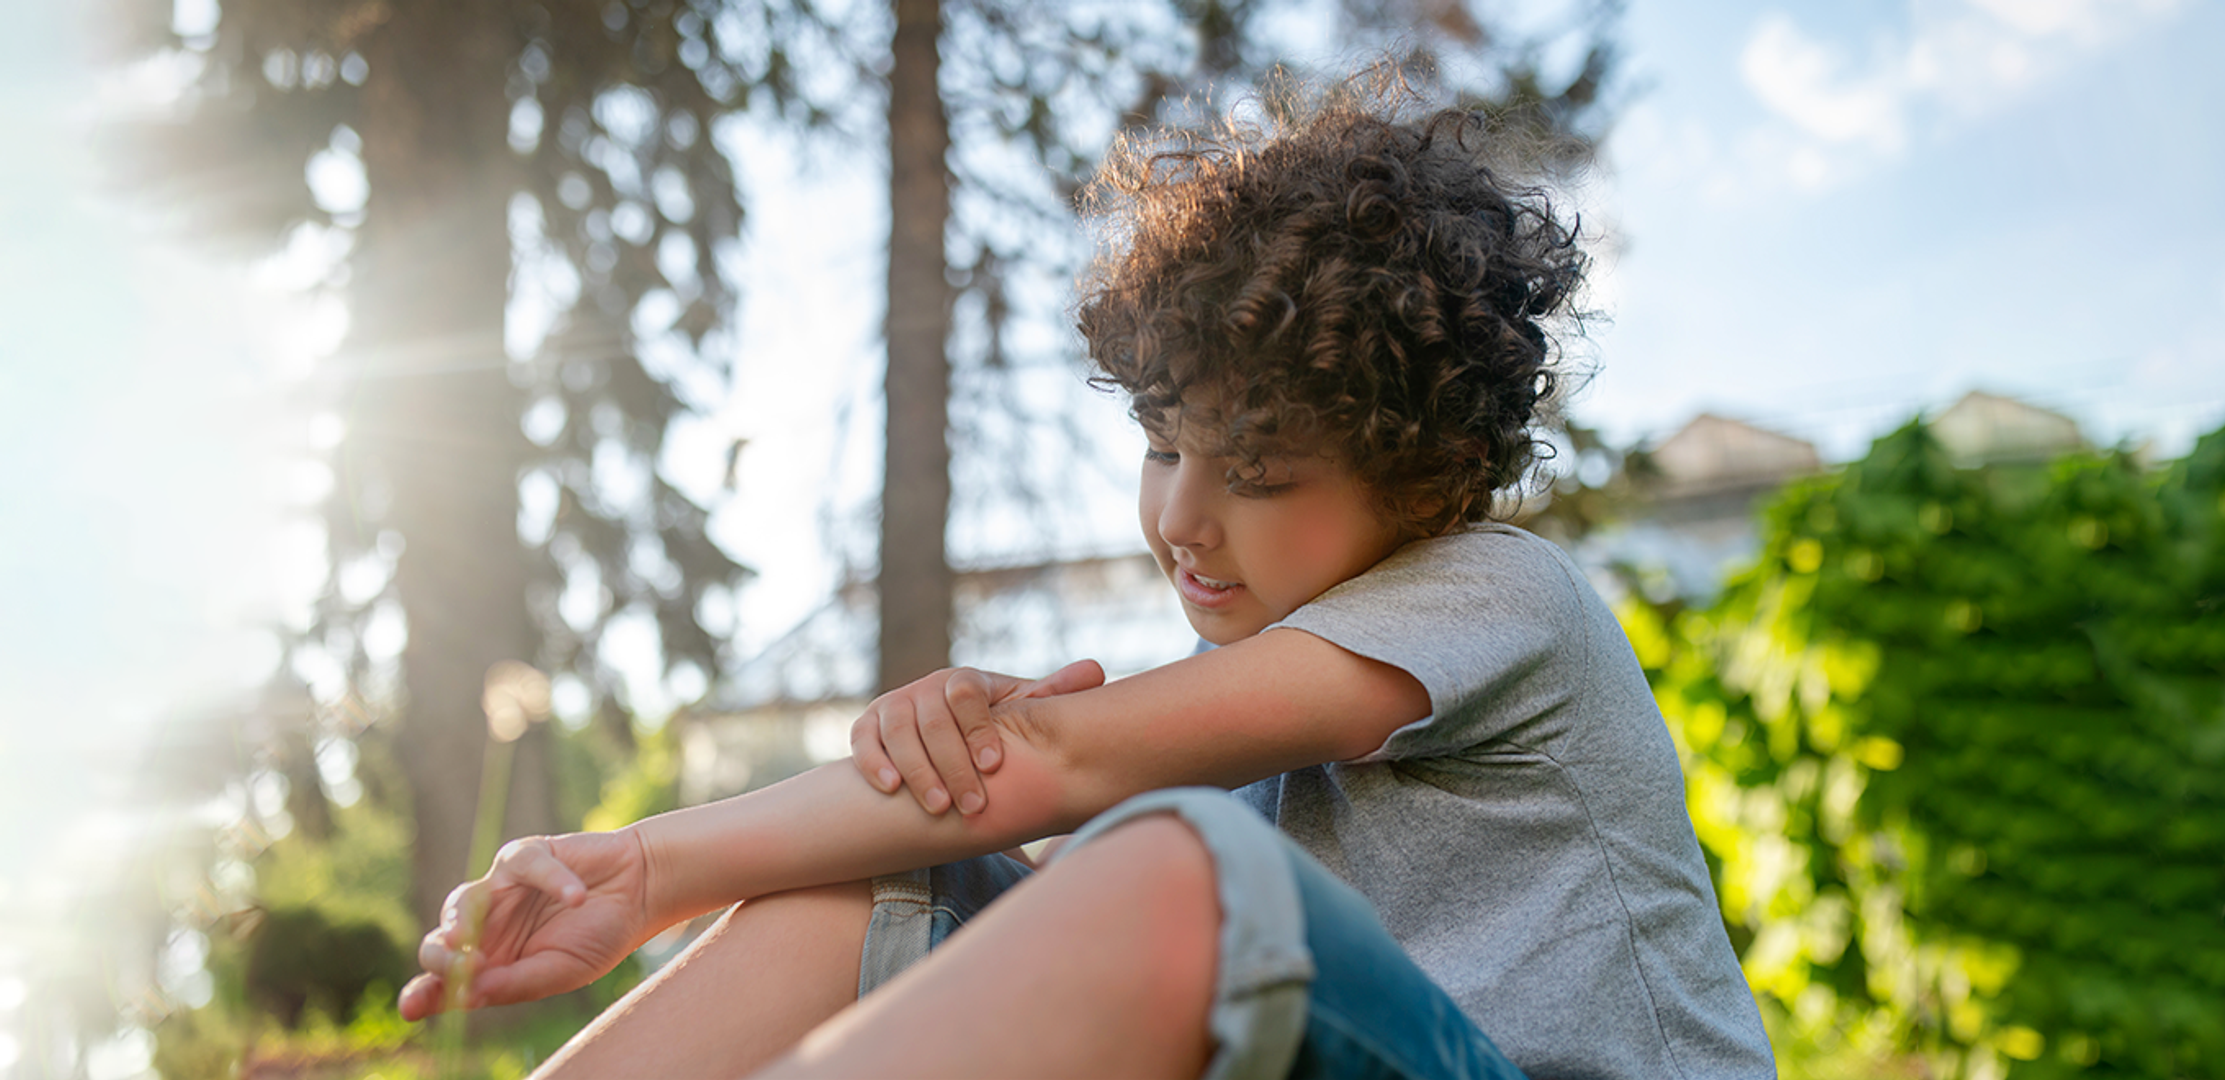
[{"xmin": 1269, "ymin": 526, "xmax": 1590, "ymax": 760}]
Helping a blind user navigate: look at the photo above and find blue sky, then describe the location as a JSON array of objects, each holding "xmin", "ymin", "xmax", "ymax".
[
  {"xmin": 1586, "ymin": 0, "xmax": 2222, "ymax": 460},
  {"xmin": 0, "ymin": 0, "xmax": 2219, "ymax": 1059}
]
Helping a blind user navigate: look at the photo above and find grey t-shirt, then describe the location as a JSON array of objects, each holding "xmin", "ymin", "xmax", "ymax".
[{"xmin": 1239, "ymin": 524, "xmax": 1774, "ymax": 1080}]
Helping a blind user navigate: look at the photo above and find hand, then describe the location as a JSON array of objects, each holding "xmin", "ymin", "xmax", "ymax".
[
  {"xmin": 397, "ymin": 829, "xmax": 655, "ymax": 1021},
  {"xmin": 851, "ymin": 659, "xmax": 1105, "ymax": 816}
]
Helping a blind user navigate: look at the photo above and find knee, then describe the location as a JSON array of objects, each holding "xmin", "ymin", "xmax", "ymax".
[
  {"xmin": 1085, "ymin": 812, "xmax": 1216, "ymax": 892},
  {"xmin": 1054, "ymin": 814, "xmax": 1221, "ymax": 1005}
]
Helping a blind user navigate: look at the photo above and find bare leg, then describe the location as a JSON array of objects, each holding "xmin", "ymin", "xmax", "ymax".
[
  {"xmin": 760, "ymin": 815, "xmax": 1219, "ymax": 1079},
  {"xmin": 530, "ymin": 880, "xmax": 872, "ymax": 1080}
]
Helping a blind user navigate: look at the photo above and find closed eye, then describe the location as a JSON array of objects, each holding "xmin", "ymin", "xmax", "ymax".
[
  {"xmin": 1144, "ymin": 448, "xmax": 1179, "ymax": 465},
  {"xmin": 1229, "ymin": 457, "xmax": 1299, "ymax": 497}
]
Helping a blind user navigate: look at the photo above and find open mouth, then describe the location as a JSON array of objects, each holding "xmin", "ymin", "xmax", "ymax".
[{"xmin": 1177, "ymin": 567, "xmax": 1243, "ymax": 607}]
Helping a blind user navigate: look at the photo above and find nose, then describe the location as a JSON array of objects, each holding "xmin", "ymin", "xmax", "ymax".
[{"xmin": 1155, "ymin": 457, "xmax": 1223, "ymax": 551}]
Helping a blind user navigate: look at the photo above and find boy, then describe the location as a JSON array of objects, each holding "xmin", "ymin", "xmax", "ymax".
[{"xmin": 400, "ymin": 87, "xmax": 1775, "ymax": 1079}]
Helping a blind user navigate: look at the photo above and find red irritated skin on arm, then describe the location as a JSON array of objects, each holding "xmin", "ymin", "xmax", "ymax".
[
  {"xmin": 991, "ymin": 628, "xmax": 1431, "ymax": 822},
  {"xmin": 852, "ymin": 661, "xmax": 1110, "ymax": 818}
]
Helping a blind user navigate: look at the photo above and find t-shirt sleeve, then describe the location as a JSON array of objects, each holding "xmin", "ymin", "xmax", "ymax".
[{"xmin": 1269, "ymin": 527, "xmax": 1590, "ymax": 761}]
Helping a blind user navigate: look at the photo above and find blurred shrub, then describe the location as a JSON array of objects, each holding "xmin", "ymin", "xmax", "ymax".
[
  {"xmin": 582, "ymin": 725, "xmax": 680, "ymax": 834},
  {"xmin": 154, "ymin": 793, "xmax": 419, "ymax": 1074},
  {"xmin": 244, "ymin": 907, "xmax": 411, "ymax": 1029},
  {"xmin": 1629, "ymin": 422, "xmax": 2225, "ymax": 1078},
  {"xmin": 151, "ymin": 719, "xmax": 677, "ymax": 1076}
]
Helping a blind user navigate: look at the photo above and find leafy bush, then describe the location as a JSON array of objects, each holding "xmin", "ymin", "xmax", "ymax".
[
  {"xmin": 152, "ymin": 721, "xmax": 671, "ymax": 1077},
  {"xmin": 1630, "ymin": 423, "xmax": 2225, "ymax": 1078}
]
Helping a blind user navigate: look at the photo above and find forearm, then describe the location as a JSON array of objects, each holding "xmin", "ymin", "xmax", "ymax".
[
  {"xmin": 998, "ymin": 629, "xmax": 1431, "ymax": 811},
  {"xmin": 626, "ymin": 753, "xmax": 1075, "ymax": 928},
  {"xmin": 626, "ymin": 631, "xmax": 1424, "ymax": 929}
]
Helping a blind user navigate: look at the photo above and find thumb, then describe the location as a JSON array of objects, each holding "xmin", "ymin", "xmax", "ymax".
[{"xmin": 1022, "ymin": 659, "xmax": 1105, "ymax": 699}]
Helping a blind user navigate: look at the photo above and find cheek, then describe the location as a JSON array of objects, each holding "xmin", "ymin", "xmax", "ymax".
[
  {"xmin": 1278, "ymin": 509, "xmax": 1396, "ymax": 585},
  {"xmin": 1286, "ymin": 528, "xmax": 1359, "ymax": 580}
]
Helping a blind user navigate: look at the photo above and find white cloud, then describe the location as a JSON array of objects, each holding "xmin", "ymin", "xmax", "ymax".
[
  {"xmin": 1741, "ymin": 15, "xmax": 1905, "ymax": 152},
  {"xmin": 1735, "ymin": 0, "xmax": 2185, "ymax": 189},
  {"xmin": 1960, "ymin": 0, "xmax": 2130, "ymax": 41}
]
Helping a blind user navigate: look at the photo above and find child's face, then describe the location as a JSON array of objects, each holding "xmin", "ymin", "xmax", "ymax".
[{"xmin": 1139, "ymin": 418, "xmax": 1406, "ymax": 645}]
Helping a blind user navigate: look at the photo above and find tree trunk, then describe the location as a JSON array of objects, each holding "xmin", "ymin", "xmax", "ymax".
[
  {"xmin": 878, "ymin": 0, "xmax": 955, "ymax": 693},
  {"xmin": 351, "ymin": 3, "xmax": 555, "ymax": 934}
]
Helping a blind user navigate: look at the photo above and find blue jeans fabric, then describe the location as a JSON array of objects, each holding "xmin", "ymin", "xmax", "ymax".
[{"xmin": 859, "ymin": 788, "xmax": 1525, "ymax": 1080}]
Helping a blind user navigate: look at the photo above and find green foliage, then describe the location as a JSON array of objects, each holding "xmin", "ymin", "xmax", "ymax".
[
  {"xmin": 581, "ymin": 723, "xmax": 681, "ymax": 834},
  {"xmin": 155, "ymin": 985, "xmax": 546, "ymax": 1080},
  {"xmin": 152, "ymin": 786, "xmax": 656, "ymax": 1077},
  {"xmin": 243, "ymin": 907, "xmax": 412, "ymax": 1029},
  {"xmin": 252, "ymin": 792, "xmax": 418, "ymax": 948},
  {"xmin": 1631, "ymin": 423, "xmax": 2225, "ymax": 1078}
]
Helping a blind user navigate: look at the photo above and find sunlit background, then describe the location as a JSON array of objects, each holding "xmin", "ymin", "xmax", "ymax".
[{"xmin": 2, "ymin": 0, "xmax": 2219, "ymax": 1076}]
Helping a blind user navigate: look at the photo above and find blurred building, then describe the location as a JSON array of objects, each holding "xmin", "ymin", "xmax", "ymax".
[
  {"xmin": 1929, "ymin": 389, "xmax": 2086, "ymax": 466},
  {"xmin": 1573, "ymin": 413, "xmax": 1824, "ymax": 602},
  {"xmin": 1573, "ymin": 394, "xmax": 2087, "ymax": 603}
]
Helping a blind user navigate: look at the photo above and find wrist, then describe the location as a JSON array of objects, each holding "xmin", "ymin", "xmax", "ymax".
[
  {"xmin": 624, "ymin": 815, "xmax": 698, "ymax": 932},
  {"xmin": 627, "ymin": 797, "xmax": 782, "ymax": 928}
]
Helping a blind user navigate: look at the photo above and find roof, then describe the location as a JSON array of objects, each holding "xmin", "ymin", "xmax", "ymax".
[
  {"xmin": 1929, "ymin": 390, "xmax": 2084, "ymax": 464},
  {"xmin": 1648, "ymin": 413, "xmax": 1822, "ymax": 499}
]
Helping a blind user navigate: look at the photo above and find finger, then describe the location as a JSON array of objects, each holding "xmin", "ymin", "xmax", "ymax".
[
  {"xmin": 466, "ymin": 950, "xmax": 595, "ymax": 1010},
  {"xmin": 419, "ymin": 928, "xmax": 458, "ymax": 976},
  {"xmin": 967, "ymin": 660, "xmax": 1105, "ymax": 775},
  {"xmin": 493, "ymin": 837, "xmax": 587, "ymax": 906},
  {"xmin": 1024, "ymin": 659, "xmax": 1106, "ymax": 699},
  {"xmin": 973, "ymin": 667, "xmax": 1036, "ymax": 702},
  {"xmin": 947, "ymin": 667, "xmax": 1007, "ymax": 782},
  {"xmin": 436, "ymin": 880, "xmax": 473, "ymax": 934},
  {"xmin": 952, "ymin": 669, "xmax": 1022, "ymax": 778},
  {"xmin": 398, "ymin": 972, "xmax": 447, "ymax": 1022},
  {"xmin": 850, "ymin": 706, "xmax": 904, "ymax": 794},
  {"xmin": 444, "ymin": 880, "xmax": 495, "ymax": 951},
  {"xmin": 417, "ymin": 919, "xmax": 488, "ymax": 990},
  {"xmin": 932, "ymin": 670, "xmax": 991, "ymax": 814},
  {"xmin": 879, "ymin": 697, "xmax": 951, "ymax": 814},
  {"xmin": 435, "ymin": 879, "xmax": 490, "ymax": 949}
]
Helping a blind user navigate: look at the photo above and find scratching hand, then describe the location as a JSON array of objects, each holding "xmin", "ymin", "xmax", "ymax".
[{"xmin": 849, "ymin": 660, "xmax": 1105, "ymax": 816}]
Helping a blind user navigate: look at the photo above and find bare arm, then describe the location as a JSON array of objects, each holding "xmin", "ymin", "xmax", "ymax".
[
  {"xmin": 1000, "ymin": 628, "xmax": 1430, "ymax": 818},
  {"xmin": 403, "ymin": 627, "xmax": 1424, "ymax": 1017},
  {"xmin": 643, "ymin": 627, "xmax": 1424, "ymax": 921},
  {"xmin": 404, "ymin": 755, "xmax": 1076, "ymax": 1019},
  {"xmin": 629, "ymin": 758, "xmax": 1064, "ymax": 928}
]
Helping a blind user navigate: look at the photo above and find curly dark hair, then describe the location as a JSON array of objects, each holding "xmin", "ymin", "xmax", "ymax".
[{"xmin": 1076, "ymin": 81, "xmax": 1589, "ymax": 539}]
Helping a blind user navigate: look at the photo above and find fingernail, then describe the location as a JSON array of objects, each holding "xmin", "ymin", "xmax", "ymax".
[
  {"xmin": 958, "ymin": 791, "xmax": 984, "ymax": 815},
  {"xmin": 878, "ymin": 767, "xmax": 901, "ymax": 791},
  {"xmin": 975, "ymin": 745, "xmax": 999, "ymax": 770},
  {"xmin": 925, "ymin": 787, "xmax": 949, "ymax": 813}
]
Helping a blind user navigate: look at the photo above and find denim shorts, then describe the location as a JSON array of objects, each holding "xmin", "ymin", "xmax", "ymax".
[{"xmin": 858, "ymin": 788, "xmax": 1527, "ymax": 1080}]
